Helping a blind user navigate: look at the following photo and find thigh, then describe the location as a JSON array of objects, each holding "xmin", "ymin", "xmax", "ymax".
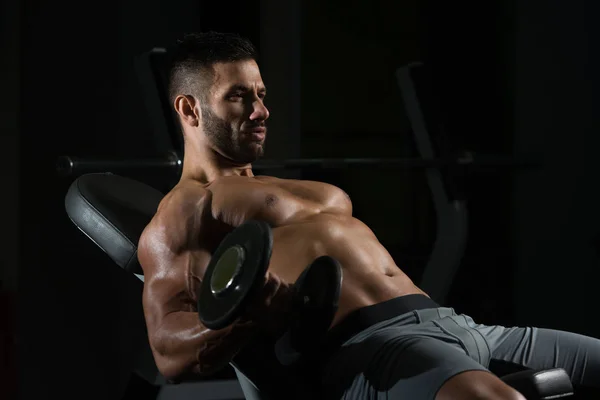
[
  {"xmin": 322, "ymin": 328, "xmax": 489, "ymax": 400},
  {"xmin": 482, "ymin": 324, "xmax": 600, "ymax": 389}
]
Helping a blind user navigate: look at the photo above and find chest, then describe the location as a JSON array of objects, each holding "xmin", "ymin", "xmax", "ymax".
[{"xmin": 206, "ymin": 177, "xmax": 352, "ymax": 226}]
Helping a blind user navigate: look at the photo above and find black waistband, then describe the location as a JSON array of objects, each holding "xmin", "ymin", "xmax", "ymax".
[{"xmin": 322, "ymin": 294, "xmax": 440, "ymax": 354}]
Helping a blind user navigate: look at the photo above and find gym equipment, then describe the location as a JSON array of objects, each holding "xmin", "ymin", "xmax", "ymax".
[
  {"xmin": 274, "ymin": 256, "xmax": 343, "ymax": 367},
  {"xmin": 199, "ymin": 219, "xmax": 343, "ymax": 364},
  {"xmin": 56, "ymin": 152, "xmax": 538, "ymax": 177},
  {"xmin": 396, "ymin": 63, "xmax": 469, "ymax": 305},
  {"xmin": 502, "ymin": 369, "xmax": 576, "ymax": 400},
  {"xmin": 198, "ymin": 220, "xmax": 273, "ymax": 330},
  {"xmin": 56, "ymin": 151, "xmax": 183, "ymax": 178},
  {"xmin": 65, "ymin": 172, "xmax": 574, "ymax": 399}
]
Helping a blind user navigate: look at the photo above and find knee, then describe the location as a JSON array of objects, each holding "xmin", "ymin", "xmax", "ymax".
[{"xmin": 436, "ymin": 371, "xmax": 527, "ymax": 400}]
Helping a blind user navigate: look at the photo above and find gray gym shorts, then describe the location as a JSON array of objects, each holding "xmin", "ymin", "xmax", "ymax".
[{"xmin": 321, "ymin": 307, "xmax": 502, "ymax": 399}]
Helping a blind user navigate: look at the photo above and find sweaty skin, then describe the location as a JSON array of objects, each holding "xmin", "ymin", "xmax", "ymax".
[
  {"xmin": 138, "ymin": 40, "xmax": 527, "ymax": 399},
  {"xmin": 137, "ymin": 55, "xmax": 425, "ymax": 381},
  {"xmin": 138, "ymin": 173, "xmax": 427, "ymax": 379}
]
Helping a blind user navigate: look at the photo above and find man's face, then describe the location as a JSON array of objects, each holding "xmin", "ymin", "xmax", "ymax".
[{"xmin": 201, "ymin": 60, "xmax": 269, "ymax": 164}]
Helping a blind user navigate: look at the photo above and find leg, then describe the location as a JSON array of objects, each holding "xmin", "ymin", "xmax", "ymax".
[
  {"xmin": 436, "ymin": 370, "xmax": 525, "ymax": 400},
  {"xmin": 321, "ymin": 315, "xmax": 525, "ymax": 400},
  {"xmin": 466, "ymin": 319, "xmax": 600, "ymax": 396}
]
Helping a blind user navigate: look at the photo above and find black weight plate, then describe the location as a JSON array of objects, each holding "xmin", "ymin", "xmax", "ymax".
[
  {"xmin": 198, "ymin": 220, "xmax": 273, "ymax": 330},
  {"xmin": 275, "ymin": 256, "xmax": 343, "ymax": 366},
  {"xmin": 291, "ymin": 256, "xmax": 343, "ymax": 352}
]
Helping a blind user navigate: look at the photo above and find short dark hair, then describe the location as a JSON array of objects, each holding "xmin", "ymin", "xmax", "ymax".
[{"xmin": 168, "ymin": 32, "xmax": 258, "ymax": 105}]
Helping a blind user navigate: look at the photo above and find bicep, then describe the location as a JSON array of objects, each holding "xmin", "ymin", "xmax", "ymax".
[
  {"xmin": 138, "ymin": 186, "xmax": 215, "ymax": 330},
  {"xmin": 142, "ymin": 273, "xmax": 191, "ymax": 336},
  {"xmin": 141, "ymin": 249, "xmax": 210, "ymax": 331}
]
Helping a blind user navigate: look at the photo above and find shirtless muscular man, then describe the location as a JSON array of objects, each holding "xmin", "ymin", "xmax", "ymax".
[{"xmin": 137, "ymin": 32, "xmax": 600, "ymax": 399}]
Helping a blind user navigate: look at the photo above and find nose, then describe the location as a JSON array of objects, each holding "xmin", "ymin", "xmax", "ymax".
[{"xmin": 249, "ymin": 99, "xmax": 269, "ymax": 122}]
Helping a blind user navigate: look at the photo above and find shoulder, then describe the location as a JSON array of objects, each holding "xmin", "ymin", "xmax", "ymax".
[
  {"xmin": 160, "ymin": 180, "xmax": 210, "ymax": 214},
  {"xmin": 139, "ymin": 181, "xmax": 210, "ymax": 263}
]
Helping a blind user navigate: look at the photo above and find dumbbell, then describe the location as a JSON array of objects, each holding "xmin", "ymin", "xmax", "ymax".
[
  {"xmin": 197, "ymin": 220, "xmax": 343, "ymax": 365},
  {"xmin": 274, "ymin": 255, "xmax": 343, "ymax": 367},
  {"xmin": 197, "ymin": 220, "xmax": 273, "ymax": 330}
]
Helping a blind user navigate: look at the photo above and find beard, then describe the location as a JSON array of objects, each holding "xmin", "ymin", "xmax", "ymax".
[{"xmin": 201, "ymin": 106, "xmax": 265, "ymax": 164}]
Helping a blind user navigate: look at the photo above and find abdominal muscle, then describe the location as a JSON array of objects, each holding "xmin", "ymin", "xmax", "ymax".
[{"xmin": 267, "ymin": 212, "xmax": 427, "ymax": 328}]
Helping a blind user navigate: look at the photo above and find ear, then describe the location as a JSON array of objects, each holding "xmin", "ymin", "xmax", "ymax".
[{"xmin": 174, "ymin": 95, "xmax": 200, "ymax": 127}]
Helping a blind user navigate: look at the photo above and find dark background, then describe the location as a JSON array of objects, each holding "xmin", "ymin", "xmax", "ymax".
[{"xmin": 2, "ymin": 0, "xmax": 600, "ymax": 398}]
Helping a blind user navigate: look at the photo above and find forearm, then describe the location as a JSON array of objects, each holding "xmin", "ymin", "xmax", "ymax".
[{"xmin": 150, "ymin": 311, "xmax": 261, "ymax": 379}]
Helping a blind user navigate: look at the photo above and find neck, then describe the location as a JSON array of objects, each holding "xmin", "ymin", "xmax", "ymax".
[{"xmin": 180, "ymin": 141, "xmax": 254, "ymax": 184}]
